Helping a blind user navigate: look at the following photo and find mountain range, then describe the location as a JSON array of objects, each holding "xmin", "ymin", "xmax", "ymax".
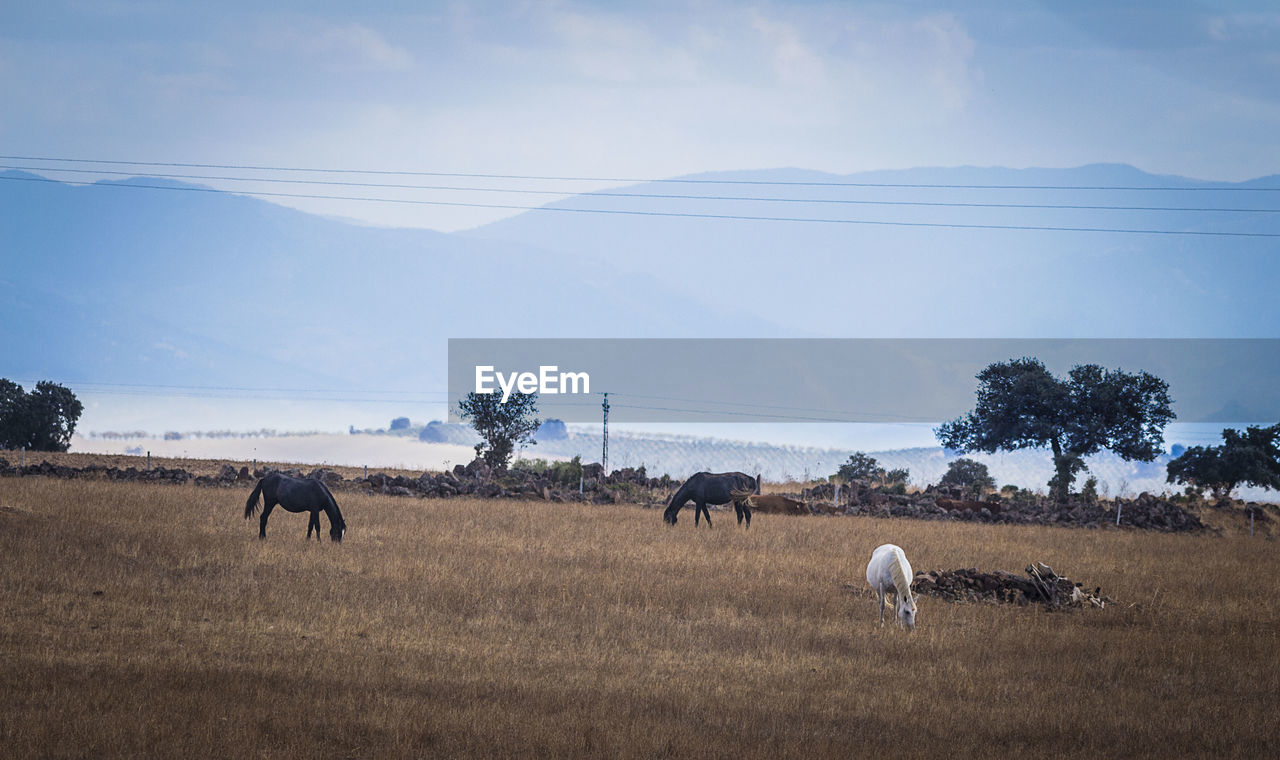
[{"xmin": 2, "ymin": 164, "xmax": 1277, "ymax": 416}]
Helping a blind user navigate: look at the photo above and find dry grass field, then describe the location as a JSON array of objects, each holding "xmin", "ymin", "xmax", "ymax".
[{"xmin": 2, "ymin": 474, "xmax": 1277, "ymax": 759}]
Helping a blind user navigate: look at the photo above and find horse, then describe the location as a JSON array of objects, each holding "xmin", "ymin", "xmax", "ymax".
[
  {"xmin": 663, "ymin": 471, "xmax": 760, "ymax": 528},
  {"xmin": 745, "ymin": 493, "xmax": 809, "ymax": 515},
  {"xmin": 866, "ymin": 543, "xmax": 917, "ymax": 629},
  {"xmin": 244, "ymin": 472, "xmax": 347, "ymax": 542}
]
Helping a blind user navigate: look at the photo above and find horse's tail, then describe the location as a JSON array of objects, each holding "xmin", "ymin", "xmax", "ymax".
[
  {"xmin": 730, "ymin": 473, "xmax": 761, "ymax": 501},
  {"xmin": 244, "ymin": 479, "xmax": 265, "ymax": 519}
]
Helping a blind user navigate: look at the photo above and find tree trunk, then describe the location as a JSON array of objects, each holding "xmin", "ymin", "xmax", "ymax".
[{"xmin": 1048, "ymin": 438, "xmax": 1079, "ymax": 504}]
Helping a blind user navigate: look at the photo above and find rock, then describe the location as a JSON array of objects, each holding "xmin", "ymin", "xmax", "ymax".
[
  {"xmin": 912, "ymin": 563, "xmax": 1111, "ymax": 609},
  {"xmin": 307, "ymin": 468, "xmax": 343, "ymax": 486}
]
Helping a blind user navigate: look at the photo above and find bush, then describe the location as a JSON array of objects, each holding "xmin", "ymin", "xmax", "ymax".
[
  {"xmin": 548, "ymin": 456, "xmax": 585, "ymax": 487},
  {"xmin": 511, "ymin": 458, "xmax": 549, "ymax": 475},
  {"xmin": 1081, "ymin": 476, "xmax": 1099, "ymax": 505},
  {"xmin": 512, "ymin": 455, "xmax": 584, "ymax": 488},
  {"xmin": 940, "ymin": 458, "xmax": 996, "ymax": 498},
  {"xmin": 835, "ymin": 452, "xmax": 883, "ymax": 483},
  {"xmin": 884, "ymin": 468, "xmax": 910, "ymax": 485}
]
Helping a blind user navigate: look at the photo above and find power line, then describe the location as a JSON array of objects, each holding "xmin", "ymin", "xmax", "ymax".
[
  {"xmin": 606, "ymin": 403, "xmax": 933, "ymax": 423},
  {"xmin": 35, "ymin": 378, "xmax": 934, "ymax": 423},
  {"xmin": 603, "ymin": 391, "xmax": 928, "ymax": 421},
  {"xmin": 29, "ymin": 378, "xmax": 1265, "ymax": 426},
  {"xmin": 4, "ymin": 174, "xmax": 1276, "ymax": 238},
  {"xmin": 7, "ymin": 163, "xmax": 1278, "ymax": 214},
  {"xmin": 68, "ymin": 380, "xmax": 446, "ymax": 395},
  {"xmin": 4, "ymin": 154, "xmax": 1278, "ymax": 191}
]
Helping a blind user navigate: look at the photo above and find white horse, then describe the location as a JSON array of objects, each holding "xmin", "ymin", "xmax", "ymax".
[{"xmin": 866, "ymin": 543, "xmax": 917, "ymax": 629}]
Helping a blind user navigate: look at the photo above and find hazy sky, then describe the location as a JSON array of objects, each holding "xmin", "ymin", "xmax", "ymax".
[{"xmin": 3, "ymin": 1, "xmax": 1279, "ymax": 230}]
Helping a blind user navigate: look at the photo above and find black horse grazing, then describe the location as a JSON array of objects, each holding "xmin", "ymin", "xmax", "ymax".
[
  {"xmin": 663, "ymin": 471, "xmax": 761, "ymax": 528},
  {"xmin": 244, "ymin": 472, "xmax": 347, "ymax": 542}
]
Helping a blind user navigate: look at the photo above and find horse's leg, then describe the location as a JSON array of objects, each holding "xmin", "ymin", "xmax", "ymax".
[
  {"xmin": 734, "ymin": 501, "xmax": 744, "ymax": 525},
  {"xmin": 878, "ymin": 589, "xmax": 886, "ymax": 626},
  {"xmin": 258, "ymin": 499, "xmax": 276, "ymax": 539},
  {"xmin": 741, "ymin": 500, "xmax": 752, "ymax": 529},
  {"xmin": 307, "ymin": 511, "xmax": 321, "ymax": 540},
  {"xmin": 698, "ymin": 501, "xmax": 711, "ymax": 528}
]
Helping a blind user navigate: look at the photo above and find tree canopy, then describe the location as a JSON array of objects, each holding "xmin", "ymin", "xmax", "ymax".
[
  {"xmin": 1166, "ymin": 423, "xmax": 1280, "ymax": 500},
  {"xmin": 457, "ymin": 390, "xmax": 540, "ymax": 470},
  {"xmin": 936, "ymin": 357, "xmax": 1174, "ymax": 502},
  {"xmin": 0, "ymin": 379, "xmax": 84, "ymax": 452},
  {"xmin": 939, "ymin": 457, "xmax": 996, "ymax": 497},
  {"xmin": 835, "ymin": 452, "xmax": 883, "ymax": 482},
  {"xmin": 833, "ymin": 452, "xmax": 907, "ymax": 490}
]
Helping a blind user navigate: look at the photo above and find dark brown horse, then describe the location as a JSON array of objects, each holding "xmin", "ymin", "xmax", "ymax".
[
  {"xmin": 663, "ymin": 471, "xmax": 761, "ymax": 528},
  {"xmin": 244, "ymin": 472, "xmax": 347, "ymax": 541}
]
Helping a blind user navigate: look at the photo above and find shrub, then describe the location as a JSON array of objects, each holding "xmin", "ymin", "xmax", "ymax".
[
  {"xmin": 940, "ymin": 458, "xmax": 996, "ymax": 498},
  {"xmin": 1081, "ymin": 476, "xmax": 1099, "ymax": 505}
]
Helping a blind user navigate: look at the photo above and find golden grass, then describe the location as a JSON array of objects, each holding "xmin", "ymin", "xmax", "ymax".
[{"xmin": 1, "ymin": 476, "xmax": 1277, "ymax": 759}]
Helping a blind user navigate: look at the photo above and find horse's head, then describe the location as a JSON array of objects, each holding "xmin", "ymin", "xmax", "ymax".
[
  {"xmin": 662, "ymin": 508, "xmax": 678, "ymax": 525},
  {"xmin": 330, "ymin": 521, "xmax": 346, "ymax": 542},
  {"xmin": 897, "ymin": 594, "xmax": 917, "ymax": 630}
]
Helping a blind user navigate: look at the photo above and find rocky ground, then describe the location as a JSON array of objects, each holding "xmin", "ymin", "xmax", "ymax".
[
  {"xmin": 799, "ymin": 479, "xmax": 1211, "ymax": 532},
  {"xmin": 5, "ymin": 452, "xmax": 1275, "ymax": 534}
]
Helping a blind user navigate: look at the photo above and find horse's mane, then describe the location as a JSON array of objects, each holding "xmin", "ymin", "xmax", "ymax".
[
  {"xmin": 888, "ymin": 548, "xmax": 916, "ymax": 608},
  {"xmin": 666, "ymin": 478, "xmax": 697, "ymax": 510},
  {"xmin": 315, "ymin": 480, "xmax": 345, "ymax": 527}
]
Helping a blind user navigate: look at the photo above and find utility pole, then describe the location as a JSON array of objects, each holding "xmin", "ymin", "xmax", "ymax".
[{"xmin": 602, "ymin": 392, "xmax": 609, "ymax": 474}]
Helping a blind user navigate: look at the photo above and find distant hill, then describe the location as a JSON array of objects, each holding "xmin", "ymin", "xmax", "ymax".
[
  {"xmin": 0, "ymin": 171, "xmax": 785, "ymax": 392},
  {"xmin": 467, "ymin": 164, "xmax": 1280, "ymax": 339},
  {"xmin": 3, "ymin": 164, "xmax": 1277, "ymax": 435}
]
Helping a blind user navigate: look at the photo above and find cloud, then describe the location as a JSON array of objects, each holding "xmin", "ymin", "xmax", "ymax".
[
  {"xmin": 153, "ymin": 341, "xmax": 189, "ymax": 360},
  {"xmin": 269, "ymin": 21, "xmax": 413, "ymax": 71},
  {"xmin": 749, "ymin": 11, "xmax": 826, "ymax": 87},
  {"xmin": 1206, "ymin": 12, "xmax": 1280, "ymax": 42},
  {"xmin": 537, "ymin": 6, "xmax": 702, "ymax": 84},
  {"xmin": 912, "ymin": 13, "xmax": 978, "ymax": 112}
]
